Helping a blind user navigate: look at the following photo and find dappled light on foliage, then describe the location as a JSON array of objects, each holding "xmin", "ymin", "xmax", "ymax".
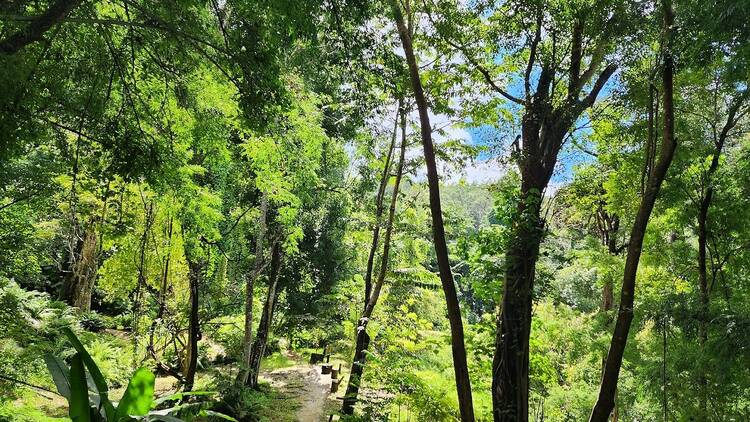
[{"xmin": 1, "ymin": 0, "xmax": 750, "ymax": 421}]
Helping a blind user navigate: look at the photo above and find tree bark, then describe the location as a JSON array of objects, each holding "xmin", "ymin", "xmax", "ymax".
[
  {"xmin": 602, "ymin": 214, "xmax": 619, "ymax": 312},
  {"xmin": 0, "ymin": 0, "xmax": 82, "ymax": 54},
  {"xmin": 146, "ymin": 215, "xmax": 183, "ymax": 380},
  {"xmin": 183, "ymin": 258, "xmax": 202, "ymax": 392},
  {"xmin": 493, "ymin": 181, "xmax": 544, "ymax": 422},
  {"xmin": 158, "ymin": 216, "xmax": 174, "ymax": 320},
  {"xmin": 490, "ymin": 18, "xmax": 616, "ymax": 422},
  {"xmin": 599, "ymin": 211, "xmax": 620, "ymax": 418},
  {"xmin": 589, "ymin": 2, "xmax": 677, "ymax": 419},
  {"xmin": 237, "ymin": 193, "xmax": 269, "ymax": 385},
  {"xmin": 133, "ymin": 201, "xmax": 155, "ymax": 353},
  {"xmin": 696, "ymin": 194, "xmax": 710, "ymax": 419},
  {"xmin": 364, "ymin": 105, "xmax": 400, "ymax": 308},
  {"xmin": 390, "ymin": 3, "xmax": 475, "ymax": 420},
  {"xmin": 247, "ymin": 241, "xmax": 283, "ymax": 389},
  {"xmin": 342, "ymin": 103, "xmax": 407, "ymax": 415},
  {"xmin": 60, "ymin": 227, "xmax": 99, "ymax": 312}
]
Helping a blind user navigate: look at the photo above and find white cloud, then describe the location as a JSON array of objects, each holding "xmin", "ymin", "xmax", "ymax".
[{"xmin": 448, "ymin": 159, "xmax": 507, "ymax": 184}]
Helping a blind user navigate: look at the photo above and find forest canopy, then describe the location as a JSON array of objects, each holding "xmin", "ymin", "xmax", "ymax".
[{"xmin": 1, "ymin": 0, "xmax": 749, "ymax": 421}]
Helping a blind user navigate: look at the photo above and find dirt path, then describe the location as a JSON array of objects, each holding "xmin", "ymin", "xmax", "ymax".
[{"xmin": 259, "ymin": 351, "xmax": 333, "ymax": 422}]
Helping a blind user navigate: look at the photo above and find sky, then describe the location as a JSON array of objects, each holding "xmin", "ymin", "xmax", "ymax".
[{"xmin": 356, "ymin": 8, "xmax": 619, "ymax": 188}]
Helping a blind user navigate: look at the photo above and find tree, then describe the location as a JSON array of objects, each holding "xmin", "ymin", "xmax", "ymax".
[
  {"xmin": 414, "ymin": 0, "xmax": 640, "ymax": 418},
  {"xmin": 246, "ymin": 240, "xmax": 283, "ymax": 389},
  {"xmin": 390, "ymin": 1, "xmax": 475, "ymax": 420},
  {"xmin": 590, "ymin": 0, "xmax": 678, "ymax": 419},
  {"xmin": 342, "ymin": 101, "xmax": 408, "ymax": 414},
  {"xmin": 0, "ymin": 0, "xmax": 82, "ymax": 54}
]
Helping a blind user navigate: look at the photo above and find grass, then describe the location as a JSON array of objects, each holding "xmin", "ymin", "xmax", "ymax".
[
  {"xmin": 0, "ymin": 391, "xmax": 68, "ymax": 422},
  {"xmin": 260, "ymin": 351, "xmax": 295, "ymax": 371}
]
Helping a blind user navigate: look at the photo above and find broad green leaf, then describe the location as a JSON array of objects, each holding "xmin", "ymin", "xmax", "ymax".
[
  {"xmin": 69, "ymin": 353, "xmax": 91, "ymax": 422},
  {"xmin": 152, "ymin": 391, "xmax": 215, "ymax": 406},
  {"xmin": 115, "ymin": 367, "xmax": 155, "ymax": 420},
  {"xmin": 62, "ymin": 327, "xmax": 116, "ymax": 419},
  {"xmin": 43, "ymin": 354, "xmax": 71, "ymax": 399},
  {"xmin": 147, "ymin": 415, "xmax": 184, "ymax": 422},
  {"xmin": 199, "ymin": 410, "xmax": 238, "ymax": 421},
  {"xmin": 62, "ymin": 327, "xmax": 108, "ymax": 393}
]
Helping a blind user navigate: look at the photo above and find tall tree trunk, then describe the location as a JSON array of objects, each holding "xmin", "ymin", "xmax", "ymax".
[
  {"xmin": 599, "ymin": 212, "xmax": 620, "ymax": 420},
  {"xmin": 248, "ymin": 241, "xmax": 283, "ymax": 389},
  {"xmin": 133, "ymin": 201, "xmax": 155, "ymax": 362},
  {"xmin": 493, "ymin": 181, "xmax": 544, "ymax": 422},
  {"xmin": 589, "ymin": 2, "xmax": 677, "ymax": 419},
  {"xmin": 146, "ymin": 215, "xmax": 182, "ymax": 379},
  {"xmin": 342, "ymin": 104, "xmax": 407, "ymax": 415},
  {"xmin": 158, "ymin": 215, "xmax": 174, "ymax": 321},
  {"xmin": 662, "ymin": 315, "xmax": 669, "ymax": 422},
  {"xmin": 490, "ymin": 21, "xmax": 616, "ymax": 421},
  {"xmin": 390, "ymin": 3, "xmax": 475, "ymax": 420},
  {"xmin": 183, "ymin": 258, "xmax": 202, "ymax": 391},
  {"xmin": 602, "ymin": 213, "xmax": 620, "ymax": 313},
  {"xmin": 238, "ymin": 193, "xmax": 269, "ymax": 385},
  {"xmin": 364, "ymin": 104, "xmax": 400, "ymax": 308}
]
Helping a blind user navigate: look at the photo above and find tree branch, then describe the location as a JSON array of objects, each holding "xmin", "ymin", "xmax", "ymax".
[
  {"xmin": 0, "ymin": 0, "xmax": 82, "ymax": 54},
  {"xmin": 420, "ymin": 0, "xmax": 525, "ymax": 105},
  {"xmin": 525, "ymin": 11, "xmax": 543, "ymax": 100},
  {"xmin": 579, "ymin": 63, "xmax": 617, "ymax": 109}
]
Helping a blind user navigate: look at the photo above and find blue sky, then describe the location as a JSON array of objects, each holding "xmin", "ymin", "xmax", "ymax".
[{"xmin": 458, "ymin": 67, "xmax": 618, "ymax": 186}]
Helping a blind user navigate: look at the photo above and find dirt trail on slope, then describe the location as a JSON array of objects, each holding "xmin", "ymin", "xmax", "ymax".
[{"xmin": 259, "ymin": 350, "xmax": 334, "ymax": 422}]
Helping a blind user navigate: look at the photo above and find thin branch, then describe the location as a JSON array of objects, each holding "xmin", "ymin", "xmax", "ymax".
[
  {"xmin": 525, "ymin": 11, "xmax": 542, "ymax": 100},
  {"xmin": 0, "ymin": 191, "xmax": 42, "ymax": 211},
  {"xmin": 420, "ymin": 0, "xmax": 525, "ymax": 105}
]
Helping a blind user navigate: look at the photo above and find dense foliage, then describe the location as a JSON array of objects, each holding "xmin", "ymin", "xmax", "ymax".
[{"xmin": 1, "ymin": 0, "xmax": 749, "ymax": 421}]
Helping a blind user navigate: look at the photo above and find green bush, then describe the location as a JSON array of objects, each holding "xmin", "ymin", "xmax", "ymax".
[
  {"xmin": 80, "ymin": 311, "xmax": 107, "ymax": 333},
  {"xmin": 210, "ymin": 315, "xmax": 245, "ymax": 362},
  {"xmin": 215, "ymin": 383, "xmax": 297, "ymax": 422},
  {"xmin": 0, "ymin": 278, "xmax": 76, "ymax": 399},
  {"xmin": 46, "ymin": 327, "xmax": 235, "ymax": 422}
]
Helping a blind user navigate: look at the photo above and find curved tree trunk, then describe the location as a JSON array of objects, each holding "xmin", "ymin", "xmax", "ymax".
[
  {"xmin": 342, "ymin": 104, "xmax": 407, "ymax": 415},
  {"xmin": 589, "ymin": 2, "xmax": 677, "ymax": 419},
  {"xmin": 248, "ymin": 241, "xmax": 283, "ymax": 389},
  {"xmin": 390, "ymin": 2, "xmax": 475, "ymax": 420}
]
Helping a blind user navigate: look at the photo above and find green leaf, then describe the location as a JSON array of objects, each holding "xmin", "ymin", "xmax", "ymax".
[
  {"xmin": 43, "ymin": 354, "xmax": 71, "ymax": 399},
  {"xmin": 62, "ymin": 327, "xmax": 116, "ymax": 419},
  {"xmin": 147, "ymin": 415, "xmax": 184, "ymax": 422},
  {"xmin": 152, "ymin": 391, "xmax": 215, "ymax": 406},
  {"xmin": 115, "ymin": 367, "xmax": 155, "ymax": 420},
  {"xmin": 62, "ymin": 327, "xmax": 108, "ymax": 393},
  {"xmin": 198, "ymin": 410, "xmax": 238, "ymax": 421},
  {"xmin": 69, "ymin": 353, "xmax": 91, "ymax": 422}
]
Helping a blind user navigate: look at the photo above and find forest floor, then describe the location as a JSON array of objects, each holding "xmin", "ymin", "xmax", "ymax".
[
  {"xmin": 259, "ymin": 350, "xmax": 332, "ymax": 422},
  {"xmin": 10, "ymin": 327, "xmax": 348, "ymax": 422}
]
